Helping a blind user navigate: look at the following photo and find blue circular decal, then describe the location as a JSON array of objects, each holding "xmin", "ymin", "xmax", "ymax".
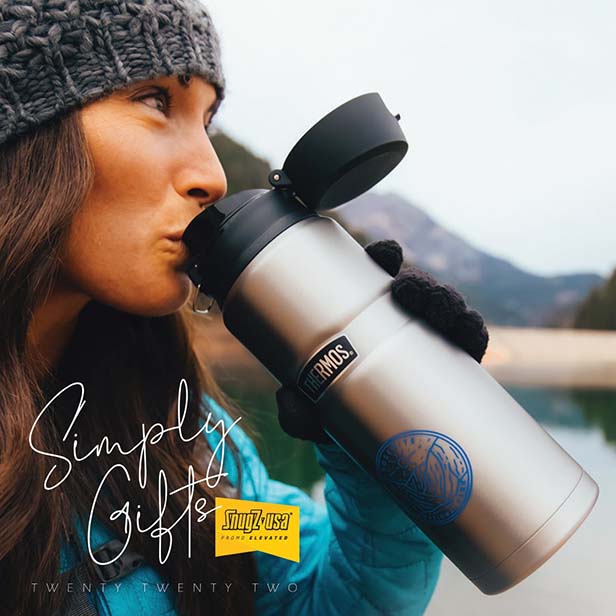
[{"xmin": 375, "ymin": 430, "xmax": 473, "ymax": 526}]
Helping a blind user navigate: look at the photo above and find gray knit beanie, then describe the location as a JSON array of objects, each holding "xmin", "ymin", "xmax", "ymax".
[{"xmin": 0, "ymin": 0, "xmax": 225, "ymax": 148}]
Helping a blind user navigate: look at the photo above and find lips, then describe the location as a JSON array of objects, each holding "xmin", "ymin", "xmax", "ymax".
[{"xmin": 162, "ymin": 235, "xmax": 190, "ymax": 269}]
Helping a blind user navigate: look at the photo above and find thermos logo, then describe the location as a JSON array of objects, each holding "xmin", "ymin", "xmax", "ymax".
[{"xmin": 297, "ymin": 334, "xmax": 358, "ymax": 402}]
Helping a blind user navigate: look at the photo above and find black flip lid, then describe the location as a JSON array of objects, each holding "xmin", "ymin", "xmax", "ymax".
[{"xmin": 281, "ymin": 92, "xmax": 407, "ymax": 210}]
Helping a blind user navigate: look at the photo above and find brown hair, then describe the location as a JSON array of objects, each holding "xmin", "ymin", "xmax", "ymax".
[{"xmin": 0, "ymin": 77, "xmax": 257, "ymax": 616}]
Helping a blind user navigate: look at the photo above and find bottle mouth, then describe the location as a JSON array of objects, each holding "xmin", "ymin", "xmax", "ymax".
[
  {"xmin": 182, "ymin": 189, "xmax": 266, "ymax": 263},
  {"xmin": 182, "ymin": 189, "xmax": 316, "ymax": 306}
]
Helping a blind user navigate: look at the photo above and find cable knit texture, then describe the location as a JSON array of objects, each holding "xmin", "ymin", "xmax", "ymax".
[{"xmin": 0, "ymin": 0, "xmax": 225, "ymax": 147}]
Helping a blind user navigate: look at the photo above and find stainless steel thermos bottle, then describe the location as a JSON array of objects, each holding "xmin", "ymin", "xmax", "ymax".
[{"xmin": 182, "ymin": 93, "xmax": 599, "ymax": 594}]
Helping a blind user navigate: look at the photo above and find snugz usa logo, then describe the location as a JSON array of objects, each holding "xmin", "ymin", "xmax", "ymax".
[
  {"xmin": 222, "ymin": 508, "xmax": 292, "ymax": 533},
  {"xmin": 215, "ymin": 497, "xmax": 300, "ymax": 562}
]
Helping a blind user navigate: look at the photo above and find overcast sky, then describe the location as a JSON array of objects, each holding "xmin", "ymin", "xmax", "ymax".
[{"xmin": 204, "ymin": 0, "xmax": 615, "ymax": 277}]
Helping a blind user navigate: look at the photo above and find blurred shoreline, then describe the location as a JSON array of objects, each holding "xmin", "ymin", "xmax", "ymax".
[
  {"xmin": 192, "ymin": 315, "xmax": 616, "ymax": 390},
  {"xmin": 481, "ymin": 326, "xmax": 616, "ymax": 388}
]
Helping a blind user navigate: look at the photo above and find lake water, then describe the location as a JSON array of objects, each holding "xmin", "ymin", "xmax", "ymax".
[{"xmin": 220, "ymin": 381, "xmax": 616, "ymax": 615}]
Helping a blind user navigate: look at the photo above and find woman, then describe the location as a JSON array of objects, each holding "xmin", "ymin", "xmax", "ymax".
[{"xmin": 0, "ymin": 2, "xmax": 488, "ymax": 615}]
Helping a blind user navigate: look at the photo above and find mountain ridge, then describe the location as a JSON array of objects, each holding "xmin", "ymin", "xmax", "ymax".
[{"xmin": 336, "ymin": 192, "xmax": 603, "ymax": 326}]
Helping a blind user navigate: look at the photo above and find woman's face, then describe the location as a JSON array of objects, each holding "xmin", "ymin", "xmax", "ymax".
[{"xmin": 62, "ymin": 74, "xmax": 226, "ymax": 317}]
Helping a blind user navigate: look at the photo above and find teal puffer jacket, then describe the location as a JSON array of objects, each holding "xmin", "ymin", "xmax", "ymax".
[{"xmin": 60, "ymin": 395, "xmax": 443, "ymax": 615}]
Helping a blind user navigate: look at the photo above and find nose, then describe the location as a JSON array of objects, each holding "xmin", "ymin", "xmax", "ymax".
[{"xmin": 174, "ymin": 135, "xmax": 227, "ymax": 216}]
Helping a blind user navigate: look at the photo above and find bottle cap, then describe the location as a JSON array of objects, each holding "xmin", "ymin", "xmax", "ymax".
[{"xmin": 280, "ymin": 92, "xmax": 407, "ymax": 210}]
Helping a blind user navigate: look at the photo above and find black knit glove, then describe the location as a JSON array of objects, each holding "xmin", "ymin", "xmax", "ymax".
[{"xmin": 275, "ymin": 239, "xmax": 490, "ymax": 445}]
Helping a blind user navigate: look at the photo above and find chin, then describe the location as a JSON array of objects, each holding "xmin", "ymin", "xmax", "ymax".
[
  {"xmin": 129, "ymin": 276, "xmax": 193, "ymax": 317},
  {"xmin": 156, "ymin": 287, "xmax": 193, "ymax": 316}
]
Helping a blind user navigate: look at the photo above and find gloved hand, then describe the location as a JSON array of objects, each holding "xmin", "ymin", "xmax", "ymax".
[{"xmin": 275, "ymin": 239, "xmax": 490, "ymax": 445}]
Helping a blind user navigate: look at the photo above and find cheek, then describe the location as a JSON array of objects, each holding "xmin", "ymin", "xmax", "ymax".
[
  {"xmin": 74, "ymin": 105, "xmax": 194, "ymax": 315},
  {"xmin": 62, "ymin": 219, "xmax": 193, "ymax": 316}
]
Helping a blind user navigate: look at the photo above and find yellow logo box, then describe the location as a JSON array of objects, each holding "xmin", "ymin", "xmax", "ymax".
[{"xmin": 215, "ymin": 497, "xmax": 300, "ymax": 562}]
